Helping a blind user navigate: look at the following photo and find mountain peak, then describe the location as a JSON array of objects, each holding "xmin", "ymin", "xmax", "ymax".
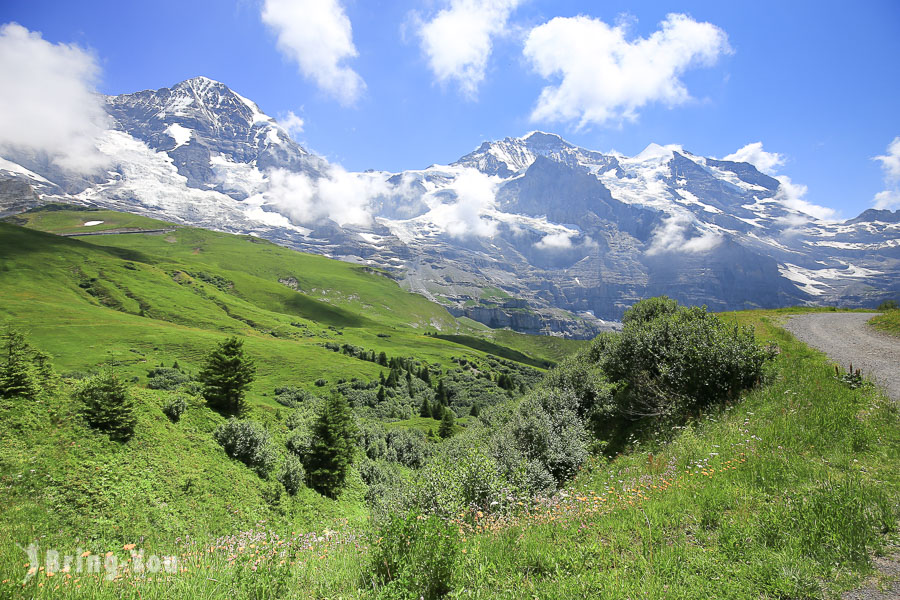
[{"xmin": 630, "ymin": 143, "xmax": 682, "ymax": 163}]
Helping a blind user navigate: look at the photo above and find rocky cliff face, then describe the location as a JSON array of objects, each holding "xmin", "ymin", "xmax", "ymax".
[{"xmin": 1, "ymin": 77, "xmax": 897, "ymax": 337}]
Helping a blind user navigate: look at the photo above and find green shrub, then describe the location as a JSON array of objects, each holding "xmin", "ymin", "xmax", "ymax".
[
  {"xmin": 582, "ymin": 299, "xmax": 775, "ymax": 439},
  {"xmin": 621, "ymin": 295, "xmax": 679, "ymax": 325},
  {"xmin": 877, "ymin": 299, "xmax": 898, "ymax": 311},
  {"xmin": 509, "ymin": 389, "xmax": 589, "ymax": 483},
  {"xmin": 146, "ymin": 367, "xmax": 190, "ymax": 390},
  {"xmin": 370, "ymin": 511, "xmax": 459, "ymax": 600},
  {"xmin": 213, "ymin": 418, "xmax": 277, "ymax": 478},
  {"xmin": 273, "ymin": 385, "xmax": 315, "ymax": 408},
  {"xmin": 162, "ymin": 396, "xmax": 188, "ymax": 422},
  {"xmin": 277, "ymin": 454, "xmax": 305, "ymax": 495},
  {"xmin": 74, "ymin": 370, "xmax": 137, "ymax": 441},
  {"xmin": 386, "ymin": 428, "xmax": 428, "ymax": 468}
]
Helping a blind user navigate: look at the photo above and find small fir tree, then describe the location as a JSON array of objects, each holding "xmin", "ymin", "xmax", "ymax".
[
  {"xmin": 430, "ymin": 400, "xmax": 443, "ymax": 421},
  {"xmin": 419, "ymin": 396, "xmax": 431, "ymax": 418},
  {"xmin": 199, "ymin": 337, "xmax": 255, "ymax": 414},
  {"xmin": 304, "ymin": 392, "xmax": 356, "ymax": 497},
  {"xmin": 438, "ymin": 407, "xmax": 456, "ymax": 439},
  {"xmin": 0, "ymin": 328, "xmax": 38, "ymax": 400},
  {"xmin": 75, "ymin": 370, "xmax": 136, "ymax": 440}
]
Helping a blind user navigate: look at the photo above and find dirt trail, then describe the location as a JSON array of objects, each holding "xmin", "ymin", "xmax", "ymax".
[{"xmin": 783, "ymin": 312, "xmax": 900, "ymax": 402}]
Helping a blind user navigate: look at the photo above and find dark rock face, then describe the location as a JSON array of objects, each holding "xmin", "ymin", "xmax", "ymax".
[
  {"xmin": 1, "ymin": 77, "xmax": 898, "ymax": 336},
  {"xmin": 0, "ymin": 179, "xmax": 42, "ymax": 217}
]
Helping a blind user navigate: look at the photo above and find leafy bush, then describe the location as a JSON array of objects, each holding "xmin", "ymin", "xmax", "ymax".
[
  {"xmin": 358, "ymin": 458, "xmax": 405, "ymax": 507},
  {"xmin": 385, "ymin": 428, "xmax": 428, "ymax": 468},
  {"xmin": 877, "ymin": 299, "xmax": 898, "ymax": 311},
  {"xmin": 214, "ymin": 418, "xmax": 277, "ymax": 478},
  {"xmin": 273, "ymin": 386, "xmax": 315, "ymax": 408},
  {"xmin": 162, "ymin": 396, "xmax": 188, "ymax": 422},
  {"xmin": 278, "ymin": 454, "xmax": 305, "ymax": 495},
  {"xmin": 74, "ymin": 370, "xmax": 137, "ymax": 441},
  {"xmin": 358, "ymin": 421, "xmax": 388, "ymax": 460},
  {"xmin": 621, "ymin": 295, "xmax": 679, "ymax": 325},
  {"xmin": 415, "ymin": 443, "xmax": 510, "ymax": 515},
  {"xmin": 146, "ymin": 367, "xmax": 190, "ymax": 390},
  {"xmin": 509, "ymin": 389, "xmax": 589, "ymax": 484},
  {"xmin": 370, "ymin": 511, "xmax": 459, "ymax": 600},
  {"xmin": 575, "ymin": 299, "xmax": 775, "ymax": 442}
]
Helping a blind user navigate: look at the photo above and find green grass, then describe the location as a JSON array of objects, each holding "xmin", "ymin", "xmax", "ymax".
[
  {"xmin": 432, "ymin": 334, "xmax": 555, "ymax": 369},
  {"xmin": 871, "ymin": 310, "xmax": 900, "ymax": 337},
  {"xmin": 4, "ymin": 204, "xmax": 173, "ymax": 234},
  {"xmin": 0, "ymin": 211, "xmax": 560, "ymax": 399}
]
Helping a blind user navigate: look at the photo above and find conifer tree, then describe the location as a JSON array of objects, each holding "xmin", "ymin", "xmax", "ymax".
[
  {"xmin": 199, "ymin": 337, "xmax": 255, "ymax": 414},
  {"xmin": 385, "ymin": 367, "xmax": 400, "ymax": 388},
  {"xmin": 438, "ymin": 407, "xmax": 456, "ymax": 439},
  {"xmin": 0, "ymin": 328, "xmax": 38, "ymax": 400},
  {"xmin": 304, "ymin": 392, "xmax": 356, "ymax": 497},
  {"xmin": 75, "ymin": 370, "xmax": 136, "ymax": 441},
  {"xmin": 377, "ymin": 385, "xmax": 386, "ymax": 402},
  {"xmin": 419, "ymin": 396, "xmax": 431, "ymax": 418},
  {"xmin": 430, "ymin": 399, "xmax": 443, "ymax": 420}
]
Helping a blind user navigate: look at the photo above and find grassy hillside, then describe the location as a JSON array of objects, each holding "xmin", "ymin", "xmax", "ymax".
[{"xmin": 0, "ymin": 208, "xmax": 570, "ymax": 399}]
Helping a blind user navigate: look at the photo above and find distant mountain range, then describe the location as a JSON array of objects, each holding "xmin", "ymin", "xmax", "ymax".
[{"xmin": 1, "ymin": 76, "xmax": 898, "ymax": 337}]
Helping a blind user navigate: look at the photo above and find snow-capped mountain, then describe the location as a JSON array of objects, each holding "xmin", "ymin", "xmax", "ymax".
[{"xmin": 1, "ymin": 77, "xmax": 897, "ymax": 337}]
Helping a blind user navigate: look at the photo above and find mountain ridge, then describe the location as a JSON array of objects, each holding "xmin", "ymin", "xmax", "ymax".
[{"xmin": 0, "ymin": 76, "xmax": 897, "ymax": 337}]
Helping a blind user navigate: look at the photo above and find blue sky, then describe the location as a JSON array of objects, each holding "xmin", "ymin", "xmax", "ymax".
[{"xmin": 2, "ymin": 0, "xmax": 899, "ymax": 218}]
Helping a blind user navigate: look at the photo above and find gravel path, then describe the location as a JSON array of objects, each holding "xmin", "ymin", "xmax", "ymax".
[
  {"xmin": 783, "ymin": 312, "xmax": 900, "ymax": 600},
  {"xmin": 783, "ymin": 312, "xmax": 900, "ymax": 402}
]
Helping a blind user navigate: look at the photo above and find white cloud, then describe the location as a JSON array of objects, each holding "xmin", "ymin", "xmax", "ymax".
[
  {"xmin": 259, "ymin": 165, "xmax": 389, "ymax": 228},
  {"xmin": 0, "ymin": 22, "xmax": 111, "ymax": 174},
  {"xmin": 873, "ymin": 137, "xmax": 900, "ymax": 209},
  {"xmin": 722, "ymin": 142, "xmax": 784, "ymax": 175},
  {"xmin": 774, "ymin": 175, "xmax": 836, "ymax": 221},
  {"xmin": 874, "ymin": 190, "xmax": 900, "ymax": 210},
  {"xmin": 523, "ymin": 13, "xmax": 730, "ymax": 128},
  {"xmin": 261, "ymin": 0, "xmax": 365, "ymax": 105},
  {"xmin": 423, "ymin": 168, "xmax": 499, "ymax": 238},
  {"xmin": 534, "ymin": 231, "xmax": 574, "ymax": 250},
  {"xmin": 278, "ymin": 111, "xmax": 305, "ymax": 138},
  {"xmin": 646, "ymin": 213, "xmax": 722, "ymax": 255},
  {"xmin": 874, "ymin": 137, "xmax": 900, "ymax": 182},
  {"xmin": 417, "ymin": 0, "xmax": 521, "ymax": 99}
]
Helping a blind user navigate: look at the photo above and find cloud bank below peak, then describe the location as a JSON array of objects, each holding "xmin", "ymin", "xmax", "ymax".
[{"xmin": 0, "ymin": 22, "xmax": 111, "ymax": 175}]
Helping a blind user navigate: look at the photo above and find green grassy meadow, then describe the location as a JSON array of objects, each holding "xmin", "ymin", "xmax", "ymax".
[
  {"xmin": 0, "ymin": 208, "xmax": 897, "ymax": 599},
  {"xmin": 871, "ymin": 309, "xmax": 900, "ymax": 337}
]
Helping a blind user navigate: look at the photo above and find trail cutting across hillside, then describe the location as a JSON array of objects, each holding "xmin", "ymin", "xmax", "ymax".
[{"xmin": 784, "ymin": 312, "xmax": 900, "ymax": 402}]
